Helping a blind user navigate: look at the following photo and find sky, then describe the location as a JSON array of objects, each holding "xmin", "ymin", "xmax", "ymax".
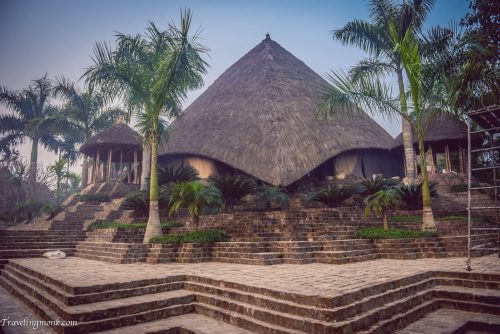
[{"xmin": 0, "ymin": 0, "xmax": 471, "ymax": 172}]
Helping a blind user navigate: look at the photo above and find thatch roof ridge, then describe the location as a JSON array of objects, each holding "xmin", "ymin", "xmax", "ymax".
[
  {"xmin": 80, "ymin": 122, "xmax": 142, "ymax": 155},
  {"xmin": 160, "ymin": 36, "xmax": 394, "ymax": 185}
]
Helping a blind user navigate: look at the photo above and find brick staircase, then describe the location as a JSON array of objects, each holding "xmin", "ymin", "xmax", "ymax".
[{"xmin": 0, "ymin": 260, "xmax": 499, "ymax": 333}]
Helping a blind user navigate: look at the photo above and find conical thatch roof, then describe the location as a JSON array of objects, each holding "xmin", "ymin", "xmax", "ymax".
[
  {"xmin": 80, "ymin": 121, "xmax": 142, "ymax": 156},
  {"xmin": 160, "ymin": 35, "xmax": 394, "ymax": 186},
  {"xmin": 391, "ymin": 114, "xmax": 477, "ymax": 149}
]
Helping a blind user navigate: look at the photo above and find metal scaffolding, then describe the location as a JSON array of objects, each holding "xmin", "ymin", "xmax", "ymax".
[{"xmin": 466, "ymin": 105, "xmax": 500, "ymax": 271}]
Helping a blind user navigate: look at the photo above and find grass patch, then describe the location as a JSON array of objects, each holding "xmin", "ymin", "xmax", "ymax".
[
  {"xmin": 435, "ymin": 215, "xmax": 484, "ymax": 223},
  {"xmin": 87, "ymin": 220, "xmax": 183, "ymax": 231},
  {"xmin": 80, "ymin": 193, "xmax": 110, "ymax": 202},
  {"xmin": 389, "ymin": 215, "xmax": 422, "ymax": 222},
  {"xmin": 149, "ymin": 229, "xmax": 229, "ymax": 244},
  {"xmin": 355, "ymin": 227, "xmax": 437, "ymax": 239}
]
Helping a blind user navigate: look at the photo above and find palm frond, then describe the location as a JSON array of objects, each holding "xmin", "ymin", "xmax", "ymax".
[
  {"xmin": 349, "ymin": 58, "xmax": 395, "ymax": 82},
  {"xmin": 332, "ymin": 20, "xmax": 388, "ymax": 57}
]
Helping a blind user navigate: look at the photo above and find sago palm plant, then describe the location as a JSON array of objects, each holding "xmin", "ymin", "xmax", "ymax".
[{"xmin": 364, "ymin": 188, "xmax": 401, "ymax": 231}]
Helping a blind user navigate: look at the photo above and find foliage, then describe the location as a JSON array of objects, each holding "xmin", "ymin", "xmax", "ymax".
[
  {"xmin": 79, "ymin": 193, "xmax": 110, "ymax": 202},
  {"xmin": 87, "ymin": 220, "xmax": 183, "ymax": 231},
  {"xmin": 169, "ymin": 181, "xmax": 222, "ymax": 230},
  {"xmin": 209, "ymin": 174, "xmax": 257, "ymax": 210},
  {"xmin": 359, "ymin": 176, "xmax": 399, "ymax": 196},
  {"xmin": 364, "ymin": 188, "xmax": 402, "ymax": 230},
  {"xmin": 14, "ymin": 200, "xmax": 45, "ymax": 221},
  {"xmin": 307, "ymin": 184, "xmax": 359, "ymax": 207},
  {"xmin": 158, "ymin": 165, "xmax": 199, "ymax": 186},
  {"xmin": 398, "ymin": 181, "xmax": 438, "ymax": 209},
  {"xmin": 436, "ymin": 215, "xmax": 485, "ymax": 223},
  {"xmin": 389, "ymin": 215, "xmax": 422, "ymax": 222},
  {"xmin": 355, "ymin": 227, "xmax": 437, "ymax": 239},
  {"xmin": 122, "ymin": 190, "xmax": 170, "ymax": 217},
  {"xmin": 255, "ymin": 185, "xmax": 290, "ymax": 210},
  {"xmin": 149, "ymin": 229, "xmax": 228, "ymax": 244}
]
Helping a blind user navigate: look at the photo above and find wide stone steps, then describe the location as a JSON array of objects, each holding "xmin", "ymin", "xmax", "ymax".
[
  {"xmin": 0, "ymin": 248, "xmax": 76, "ymax": 258},
  {"xmin": 75, "ymin": 242, "xmax": 149, "ymax": 264},
  {"xmin": 0, "ymin": 241, "xmax": 77, "ymax": 249}
]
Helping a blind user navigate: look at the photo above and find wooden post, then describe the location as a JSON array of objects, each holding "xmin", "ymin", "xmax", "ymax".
[
  {"xmin": 127, "ymin": 162, "xmax": 131, "ymax": 183},
  {"xmin": 107, "ymin": 149, "xmax": 112, "ymax": 183},
  {"xmin": 96, "ymin": 152, "xmax": 100, "ymax": 183},
  {"xmin": 458, "ymin": 145, "xmax": 464, "ymax": 173},
  {"xmin": 414, "ymin": 151, "xmax": 419, "ymax": 176},
  {"xmin": 119, "ymin": 151, "xmax": 123, "ymax": 183},
  {"xmin": 428, "ymin": 145, "xmax": 436, "ymax": 175},
  {"xmin": 444, "ymin": 144, "xmax": 452, "ymax": 172},
  {"xmin": 133, "ymin": 150, "xmax": 138, "ymax": 184}
]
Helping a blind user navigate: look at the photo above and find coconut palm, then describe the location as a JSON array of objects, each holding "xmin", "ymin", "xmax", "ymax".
[
  {"xmin": 83, "ymin": 10, "xmax": 209, "ymax": 242},
  {"xmin": 169, "ymin": 181, "xmax": 222, "ymax": 231},
  {"xmin": 0, "ymin": 75, "xmax": 64, "ymax": 185},
  {"xmin": 52, "ymin": 77, "xmax": 123, "ymax": 187},
  {"xmin": 330, "ymin": 0, "xmax": 437, "ymax": 183},
  {"xmin": 364, "ymin": 188, "xmax": 401, "ymax": 231}
]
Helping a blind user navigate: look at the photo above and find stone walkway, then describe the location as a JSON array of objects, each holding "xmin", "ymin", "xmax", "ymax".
[{"xmin": 9, "ymin": 255, "xmax": 500, "ymax": 297}]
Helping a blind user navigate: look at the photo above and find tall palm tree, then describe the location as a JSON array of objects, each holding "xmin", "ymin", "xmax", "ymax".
[
  {"xmin": 84, "ymin": 10, "xmax": 209, "ymax": 243},
  {"xmin": 52, "ymin": 77, "xmax": 123, "ymax": 187},
  {"xmin": 331, "ymin": 0, "xmax": 436, "ymax": 183},
  {"xmin": 0, "ymin": 75, "xmax": 63, "ymax": 185},
  {"xmin": 320, "ymin": 21, "xmax": 458, "ymax": 231}
]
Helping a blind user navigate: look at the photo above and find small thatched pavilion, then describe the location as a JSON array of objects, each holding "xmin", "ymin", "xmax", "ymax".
[
  {"xmin": 159, "ymin": 34, "xmax": 402, "ymax": 186},
  {"xmin": 392, "ymin": 114, "xmax": 481, "ymax": 175},
  {"xmin": 80, "ymin": 117, "xmax": 142, "ymax": 186}
]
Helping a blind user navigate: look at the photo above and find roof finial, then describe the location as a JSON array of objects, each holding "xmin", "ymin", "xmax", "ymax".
[
  {"xmin": 266, "ymin": 33, "xmax": 271, "ymax": 40},
  {"xmin": 117, "ymin": 114, "xmax": 125, "ymax": 124}
]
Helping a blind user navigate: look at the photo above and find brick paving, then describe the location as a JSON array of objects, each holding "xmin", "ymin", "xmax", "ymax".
[{"xmin": 9, "ymin": 254, "xmax": 500, "ymax": 297}]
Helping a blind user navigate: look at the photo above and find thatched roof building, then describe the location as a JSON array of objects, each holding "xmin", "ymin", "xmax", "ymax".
[{"xmin": 160, "ymin": 35, "xmax": 399, "ymax": 185}]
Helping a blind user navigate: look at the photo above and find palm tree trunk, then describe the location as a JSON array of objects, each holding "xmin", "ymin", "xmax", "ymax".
[
  {"xmin": 56, "ymin": 177, "xmax": 61, "ymax": 204},
  {"xmin": 195, "ymin": 215, "xmax": 200, "ymax": 231},
  {"xmin": 81, "ymin": 156, "xmax": 89, "ymax": 189},
  {"xmin": 143, "ymin": 140, "xmax": 162, "ymax": 243},
  {"xmin": 382, "ymin": 211, "xmax": 389, "ymax": 231},
  {"xmin": 397, "ymin": 68, "xmax": 416, "ymax": 184},
  {"xmin": 418, "ymin": 136, "xmax": 436, "ymax": 231},
  {"xmin": 140, "ymin": 144, "xmax": 151, "ymax": 191},
  {"xmin": 28, "ymin": 137, "xmax": 39, "ymax": 190}
]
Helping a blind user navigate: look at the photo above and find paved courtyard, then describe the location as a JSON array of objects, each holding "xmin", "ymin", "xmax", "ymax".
[{"xmin": 9, "ymin": 254, "xmax": 500, "ymax": 297}]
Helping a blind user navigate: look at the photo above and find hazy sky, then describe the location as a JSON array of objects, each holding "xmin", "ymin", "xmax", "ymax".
[{"xmin": 0, "ymin": 0, "xmax": 471, "ymax": 171}]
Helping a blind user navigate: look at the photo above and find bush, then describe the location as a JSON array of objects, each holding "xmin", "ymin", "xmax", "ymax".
[
  {"xmin": 359, "ymin": 176, "xmax": 399, "ymax": 196},
  {"xmin": 80, "ymin": 193, "xmax": 110, "ymax": 202},
  {"xmin": 158, "ymin": 165, "xmax": 199, "ymax": 186},
  {"xmin": 307, "ymin": 184, "xmax": 359, "ymax": 207},
  {"xmin": 45, "ymin": 205, "xmax": 64, "ymax": 220},
  {"xmin": 255, "ymin": 185, "xmax": 289, "ymax": 210},
  {"xmin": 398, "ymin": 181, "xmax": 438, "ymax": 210},
  {"xmin": 149, "ymin": 229, "xmax": 228, "ymax": 244},
  {"xmin": 389, "ymin": 215, "xmax": 422, "ymax": 222},
  {"xmin": 355, "ymin": 227, "xmax": 437, "ymax": 239},
  {"xmin": 122, "ymin": 190, "xmax": 169, "ymax": 217},
  {"xmin": 87, "ymin": 220, "xmax": 183, "ymax": 231},
  {"xmin": 15, "ymin": 200, "xmax": 45, "ymax": 221},
  {"xmin": 435, "ymin": 215, "xmax": 484, "ymax": 223},
  {"xmin": 209, "ymin": 174, "xmax": 257, "ymax": 210}
]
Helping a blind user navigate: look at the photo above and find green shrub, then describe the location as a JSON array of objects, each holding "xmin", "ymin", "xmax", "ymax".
[
  {"xmin": 389, "ymin": 215, "xmax": 422, "ymax": 222},
  {"xmin": 122, "ymin": 190, "xmax": 169, "ymax": 216},
  {"xmin": 80, "ymin": 193, "xmax": 110, "ymax": 202},
  {"xmin": 355, "ymin": 227, "xmax": 437, "ymax": 239},
  {"xmin": 149, "ymin": 229, "xmax": 228, "ymax": 244},
  {"xmin": 435, "ymin": 215, "xmax": 484, "ymax": 223},
  {"xmin": 256, "ymin": 185, "xmax": 289, "ymax": 210},
  {"xmin": 15, "ymin": 200, "xmax": 45, "ymax": 221},
  {"xmin": 209, "ymin": 174, "xmax": 257, "ymax": 209},
  {"xmin": 87, "ymin": 220, "xmax": 183, "ymax": 231},
  {"xmin": 398, "ymin": 182, "xmax": 438, "ymax": 210},
  {"xmin": 307, "ymin": 184, "xmax": 359, "ymax": 207},
  {"xmin": 359, "ymin": 176, "xmax": 399, "ymax": 196},
  {"xmin": 158, "ymin": 165, "xmax": 199, "ymax": 186}
]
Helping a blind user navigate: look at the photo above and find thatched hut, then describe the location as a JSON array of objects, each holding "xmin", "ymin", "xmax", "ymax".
[
  {"xmin": 392, "ymin": 114, "xmax": 481, "ymax": 175},
  {"xmin": 159, "ymin": 34, "xmax": 402, "ymax": 186},
  {"xmin": 80, "ymin": 117, "xmax": 142, "ymax": 185}
]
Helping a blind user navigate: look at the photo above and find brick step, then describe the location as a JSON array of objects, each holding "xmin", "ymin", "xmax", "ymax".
[
  {"xmin": 2, "ymin": 264, "xmax": 184, "ymax": 306},
  {"xmin": 75, "ymin": 251, "xmax": 147, "ymax": 264},
  {"xmin": 314, "ymin": 253, "xmax": 380, "ymax": 264},
  {"xmin": 0, "ymin": 248, "xmax": 76, "ymax": 258},
  {"xmin": 0, "ymin": 274, "xmax": 194, "ymax": 334},
  {"xmin": 194, "ymin": 303, "xmax": 305, "ymax": 334},
  {"xmin": 214, "ymin": 257, "xmax": 283, "ymax": 265},
  {"xmin": 0, "ymin": 242, "xmax": 77, "ymax": 249}
]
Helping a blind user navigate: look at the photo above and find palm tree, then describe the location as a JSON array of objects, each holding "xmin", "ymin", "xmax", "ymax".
[
  {"xmin": 169, "ymin": 181, "xmax": 221, "ymax": 231},
  {"xmin": 320, "ymin": 21, "xmax": 457, "ymax": 231},
  {"xmin": 330, "ymin": 0, "xmax": 436, "ymax": 183},
  {"xmin": 84, "ymin": 10, "xmax": 209, "ymax": 243},
  {"xmin": 52, "ymin": 77, "xmax": 123, "ymax": 188},
  {"xmin": 49, "ymin": 158, "xmax": 67, "ymax": 204},
  {"xmin": 364, "ymin": 188, "xmax": 401, "ymax": 230},
  {"xmin": 0, "ymin": 75, "xmax": 63, "ymax": 185}
]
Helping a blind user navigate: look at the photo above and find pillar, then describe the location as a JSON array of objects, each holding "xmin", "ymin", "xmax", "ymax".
[
  {"xmin": 119, "ymin": 151, "xmax": 123, "ymax": 183},
  {"xmin": 444, "ymin": 144, "xmax": 451, "ymax": 172},
  {"xmin": 428, "ymin": 145, "xmax": 436, "ymax": 175},
  {"xmin": 127, "ymin": 162, "xmax": 131, "ymax": 183},
  {"xmin": 458, "ymin": 145, "xmax": 464, "ymax": 173},
  {"xmin": 96, "ymin": 152, "xmax": 100, "ymax": 183},
  {"xmin": 133, "ymin": 150, "xmax": 138, "ymax": 184},
  {"xmin": 107, "ymin": 149, "xmax": 112, "ymax": 183}
]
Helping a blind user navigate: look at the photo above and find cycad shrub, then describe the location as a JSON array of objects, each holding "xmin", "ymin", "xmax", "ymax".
[
  {"xmin": 398, "ymin": 181, "xmax": 438, "ymax": 210},
  {"xmin": 255, "ymin": 185, "xmax": 289, "ymax": 210},
  {"xmin": 209, "ymin": 174, "xmax": 257, "ymax": 210},
  {"xmin": 307, "ymin": 184, "xmax": 359, "ymax": 207}
]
